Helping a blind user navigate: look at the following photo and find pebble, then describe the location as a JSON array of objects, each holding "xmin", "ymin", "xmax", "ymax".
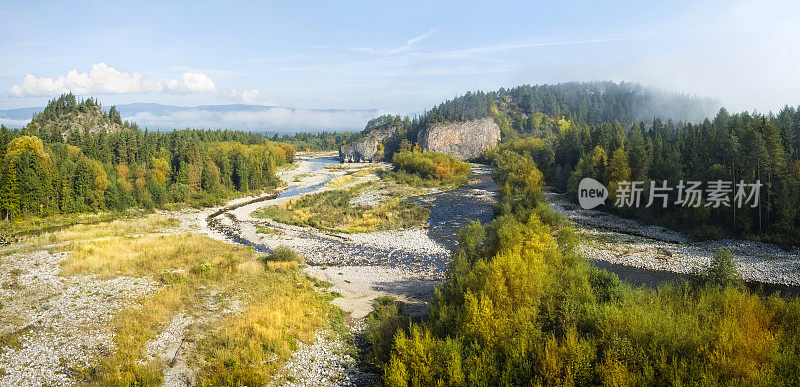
[
  {"xmin": 548, "ymin": 192, "xmax": 800, "ymax": 286},
  {"xmin": 0, "ymin": 249, "xmax": 157, "ymax": 386}
]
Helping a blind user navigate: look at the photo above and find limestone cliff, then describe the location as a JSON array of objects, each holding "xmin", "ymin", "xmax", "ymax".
[
  {"xmin": 416, "ymin": 117, "xmax": 500, "ymax": 160},
  {"xmin": 339, "ymin": 127, "xmax": 394, "ymax": 162}
]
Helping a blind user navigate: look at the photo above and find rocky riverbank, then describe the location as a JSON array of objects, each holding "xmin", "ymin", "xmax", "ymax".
[
  {"xmin": 547, "ymin": 192, "xmax": 800, "ymax": 287},
  {"xmin": 189, "ymin": 156, "xmax": 500, "ymax": 385}
]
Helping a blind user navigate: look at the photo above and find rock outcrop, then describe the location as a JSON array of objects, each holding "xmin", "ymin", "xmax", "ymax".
[
  {"xmin": 27, "ymin": 106, "xmax": 125, "ymax": 139},
  {"xmin": 339, "ymin": 127, "xmax": 394, "ymax": 163},
  {"xmin": 417, "ymin": 117, "xmax": 500, "ymax": 160}
]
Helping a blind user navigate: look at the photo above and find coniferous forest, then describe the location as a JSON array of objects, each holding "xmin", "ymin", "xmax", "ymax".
[
  {"xmin": 364, "ymin": 82, "xmax": 800, "ymax": 247},
  {"xmin": 364, "ymin": 83, "xmax": 800, "ymax": 386},
  {"xmin": 0, "ymin": 94, "xmax": 295, "ymax": 222}
]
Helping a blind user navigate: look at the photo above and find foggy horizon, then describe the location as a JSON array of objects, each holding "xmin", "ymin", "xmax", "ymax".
[{"xmin": 1, "ymin": 0, "xmax": 798, "ymax": 130}]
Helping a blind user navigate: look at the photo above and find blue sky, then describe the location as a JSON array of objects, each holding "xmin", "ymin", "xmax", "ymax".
[{"xmin": 1, "ymin": 0, "xmax": 799, "ymax": 123}]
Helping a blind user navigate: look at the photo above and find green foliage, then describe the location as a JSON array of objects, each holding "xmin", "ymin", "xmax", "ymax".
[
  {"xmin": 364, "ymin": 296, "xmax": 410, "ymax": 368},
  {"xmin": 387, "ymin": 151, "xmax": 470, "ymax": 187},
  {"xmin": 269, "ymin": 130, "xmax": 362, "ymax": 151},
  {"xmin": 266, "ymin": 245, "xmax": 302, "ymax": 262},
  {"xmin": 0, "ymin": 94, "xmax": 295, "ymax": 223},
  {"xmin": 361, "ymin": 81, "xmax": 800, "ymax": 245},
  {"xmin": 382, "ymin": 142, "xmax": 800, "ymax": 386},
  {"xmin": 704, "ymin": 249, "xmax": 742, "ymax": 287}
]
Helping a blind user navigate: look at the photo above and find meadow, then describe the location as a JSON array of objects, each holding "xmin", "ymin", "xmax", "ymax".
[{"xmin": 2, "ymin": 214, "xmax": 342, "ymax": 386}]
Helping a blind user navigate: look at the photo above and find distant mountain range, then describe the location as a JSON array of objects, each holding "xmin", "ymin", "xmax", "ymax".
[{"xmin": 0, "ymin": 103, "xmax": 383, "ymax": 132}]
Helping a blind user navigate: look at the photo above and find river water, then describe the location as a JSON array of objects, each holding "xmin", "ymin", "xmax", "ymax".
[{"xmin": 206, "ymin": 158, "xmax": 799, "ymax": 297}]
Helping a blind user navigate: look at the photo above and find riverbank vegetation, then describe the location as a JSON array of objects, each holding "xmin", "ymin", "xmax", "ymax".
[
  {"xmin": 50, "ymin": 215, "xmax": 338, "ymax": 385},
  {"xmin": 344, "ymin": 82, "xmax": 800, "ymax": 246},
  {"xmin": 372, "ymin": 144, "xmax": 800, "ymax": 385},
  {"xmin": 492, "ymin": 108, "xmax": 800, "ymax": 246},
  {"xmin": 269, "ymin": 131, "xmax": 362, "ymax": 152},
  {"xmin": 0, "ymin": 94, "xmax": 295, "ymax": 229},
  {"xmin": 383, "ymin": 151, "xmax": 470, "ymax": 188},
  {"xmin": 255, "ymin": 181, "xmax": 429, "ymax": 233}
]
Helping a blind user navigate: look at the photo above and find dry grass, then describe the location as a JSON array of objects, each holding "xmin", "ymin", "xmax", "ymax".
[
  {"xmin": 196, "ymin": 270, "xmax": 331, "ymax": 385},
  {"xmin": 327, "ymin": 168, "xmax": 382, "ymax": 189},
  {"xmin": 55, "ymin": 219, "xmax": 337, "ymax": 385},
  {"xmin": 256, "ymin": 181, "xmax": 430, "ymax": 233},
  {"xmin": 61, "ymin": 233, "xmax": 248, "ymax": 277},
  {"xmin": 3, "ymin": 214, "xmax": 179, "ymax": 257},
  {"xmin": 327, "ymin": 174, "xmax": 355, "ymax": 188}
]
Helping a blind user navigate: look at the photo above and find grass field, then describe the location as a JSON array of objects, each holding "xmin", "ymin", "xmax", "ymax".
[
  {"xmin": 16, "ymin": 214, "xmax": 342, "ymax": 386},
  {"xmin": 254, "ymin": 181, "xmax": 430, "ymax": 233}
]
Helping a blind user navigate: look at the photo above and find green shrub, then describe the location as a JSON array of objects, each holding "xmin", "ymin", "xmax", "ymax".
[
  {"xmin": 364, "ymin": 296, "xmax": 409, "ymax": 368},
  {"xmin": 380, "ymin": 145, "xmax": 800, "ymax": 386},
  {"xmin": 704, "ymin": 248, "xmax": 742, "ymax": 287},
  {"xmin": 388, "ymin": 151, "xmax": 470, "ymax": 187},
  {"xmin": 266, "ymin": 245, "xmax": 301, "ymax": 262},
  {"xmin": 588, "ymin": 267, "xmax": 623, "ymax": 303}
]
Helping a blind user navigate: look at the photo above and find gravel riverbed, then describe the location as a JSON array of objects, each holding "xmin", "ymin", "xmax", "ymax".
[
  {"xmin": 548, "ymin": 192, "xmax": 800, "ymax": 287},
  {"xmin": 0, "ymin": 249, "xmax": 158, "ymax": 386},
  {"xmin": 189, "ymin": 158, "xmax": 499, "ymax": 385}
]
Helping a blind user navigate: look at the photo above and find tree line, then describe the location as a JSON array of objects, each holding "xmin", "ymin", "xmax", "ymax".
[
  {"xmin": 371, "ymin": 112, "xmax": 800, "ymax": 386},
  {"xmin": 355, "ymin": 82, "xmax": 800, "ymax": 246},
  {"xmin": 1, "ymin": 95, "xmax": 295, "ymax": 222},
  {"xmin": 491, "ymin": 107, "xmax": 800, "ymax": 246}
]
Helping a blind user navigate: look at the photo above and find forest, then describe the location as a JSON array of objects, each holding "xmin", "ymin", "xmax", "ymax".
[
  {"xmin": 358, "ymin": 82, "xmax": 800, "ymax": 246},
  {"xmin": 489, "ymin": 107, "xmax": 800, "ymax": 247},
  {"xmin": 268, "ymin": 130, "xmax": 362, "ymax": 152},
  {"xmin": 0, "ymin": 94, "xmax": 295, "ymax": 222},
  {"xmin": 343, "ymin": 82, "xmax": 800, "ymax": 385},
  {"xmin": 375, "ymin": 145, "xmax": 800, "ymax": 385},
  {"xmin": 366, "ymin": 94, "xmax": 800, "ymax": 385}
]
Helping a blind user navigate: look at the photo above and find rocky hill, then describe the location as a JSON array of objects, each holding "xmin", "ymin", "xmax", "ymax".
[
  {"xmin": 24, "ymin": 94, "xmax": 128, "ymax": 140},
  {"xmin": 417, "ymin": 118, "xmax": 500, "ymax": 160},
  {"xmin": 28, "ymin": 106, "xmax": 126, "ymax": 137}
]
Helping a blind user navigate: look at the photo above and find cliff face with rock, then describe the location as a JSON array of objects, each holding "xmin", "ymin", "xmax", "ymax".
[
  {"xmin": 339, "ymin": 116, "xmax": 501, "ymax": 162},
  {"xmin": 417, "ymin": 117, "xmax": 500, "ymax": 160},
  {"xmin": 339, "ymin": 127, "xmax": 394, "ymax": 162}
]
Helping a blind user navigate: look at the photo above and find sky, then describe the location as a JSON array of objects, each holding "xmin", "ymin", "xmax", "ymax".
[{"xmin": 1, "ymin": 0, "xmax": 799, "ymax": 129}]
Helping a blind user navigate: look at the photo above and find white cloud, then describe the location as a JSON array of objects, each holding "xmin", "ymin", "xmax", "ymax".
[
  {"xmin": 355, "ymin": 28, "xmax": 439, "ymax": 55},
  {"xmin": 228, "ymin": 88, "xmax": 272, "ymax": 105},
  {"xmin": 8, "ymin": 74, "xmax": 65, "ymax": 97},
  {"xmin": 123, "ymin": 107, "xmax": 385, "ymax": 131},
  {"xmin": 7, "ymin": 63, "xmax": 217, "ymax": 97},
  {"xmin": 166, "ymin": 72, "xmax": 217, "ymax": 93}
]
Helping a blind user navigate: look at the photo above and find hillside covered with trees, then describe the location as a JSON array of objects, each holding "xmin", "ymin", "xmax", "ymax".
[
  {"xmin": 0, "ymin": 94, "xmax": 295, "ymax": 223},
  {"xmin": 349, "ymin": 82, "xmax": 800, "ymax": 246},
  {"xmin": 365, "ymin": 84, "xmax": 800, "ymax": 386},
  {"xmin": 341, "ymin": 81, "xmax": 718, "ymax": 162}
]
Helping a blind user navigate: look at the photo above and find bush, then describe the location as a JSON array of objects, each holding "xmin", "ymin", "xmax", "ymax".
[
  {"xmin": 388, "ymin": 151, "xmax": 470, "ymax": 187},
  {"xmin": 382, "ymin": 141, "xmax": 800, "ymax": 386},
  {"xmin": 588, "ymin": 267, "xmax": 623, "ymax": 303},
  {"xmin": 704, "ymin": 248, "xmax": 742, "ymax": 287},
  {"xmin": 364, "ymin": 296, "xmax": 409, "ymax": 368},
  {"xmin": 266, "ymin": 245, "xmax": 302, "ymax": 262},
  {"xmin": 168, "ymin": 183, "xmax": 192, "ymax": 203}
]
